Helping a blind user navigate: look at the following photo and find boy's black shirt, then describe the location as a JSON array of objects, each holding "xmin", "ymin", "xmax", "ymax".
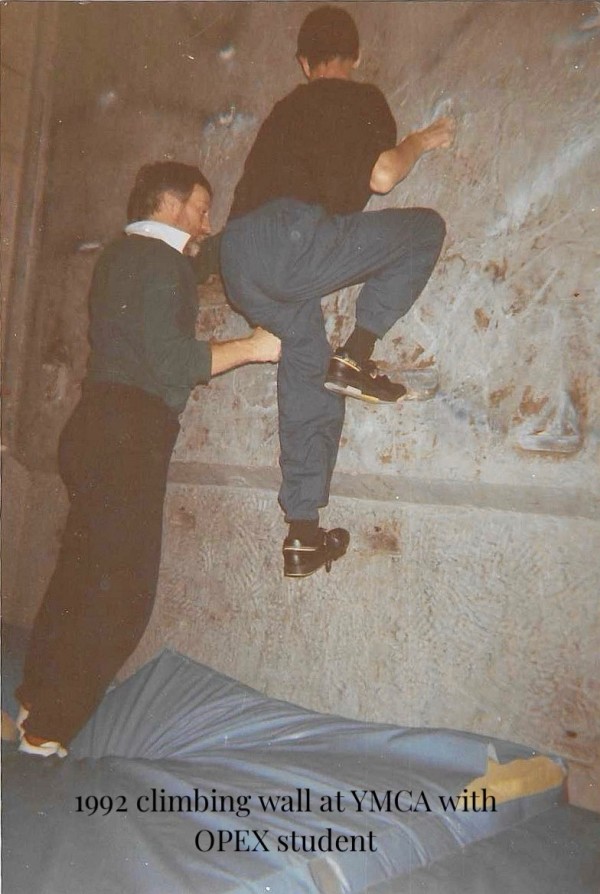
[{"xmin": 230, "ymin": 78, "xmax": 397, "ymax": 219}]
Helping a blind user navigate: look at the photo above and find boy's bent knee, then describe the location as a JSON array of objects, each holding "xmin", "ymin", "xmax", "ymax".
[
  {"xmin": 387, "ymin": 207, "xmax": 446, "ymax": 247},
  {"xmin": 417, "ymin": 207, "xmax": 446, "ymax": 243}
]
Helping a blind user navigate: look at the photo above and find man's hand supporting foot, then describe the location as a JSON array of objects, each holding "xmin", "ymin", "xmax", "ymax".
[{"xmin": 210, "ymin": 327, "xmax": 281, "ymax": 376}]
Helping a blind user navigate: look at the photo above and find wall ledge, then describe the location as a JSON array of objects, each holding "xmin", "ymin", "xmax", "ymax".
[{"xmin": 168, "ymin": 462, "xmax": 599, "ymax": 522}]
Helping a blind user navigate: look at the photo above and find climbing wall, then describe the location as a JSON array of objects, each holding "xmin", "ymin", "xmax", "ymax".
[{"xmin": 3, "ymin": 2, "xmax": 599, "ymax": 809}]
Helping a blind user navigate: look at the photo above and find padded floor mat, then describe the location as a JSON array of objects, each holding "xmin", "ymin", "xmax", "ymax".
[{"xmin": 3, "ymin": 649, "xmax": 594, "ymax": 894}]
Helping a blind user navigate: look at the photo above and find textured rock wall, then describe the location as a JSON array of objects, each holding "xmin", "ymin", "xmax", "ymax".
[{"xmin": 2, "ymin": 2, "xmax": 599, "ymax": 809}]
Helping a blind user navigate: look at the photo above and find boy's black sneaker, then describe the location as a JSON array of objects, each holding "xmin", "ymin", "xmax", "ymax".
[
  {"xmin": 324, "ymin": 352, "xmax": 407, "ymax": 403},
  {"xmin": 283, "ymin": 527, "xmax": 350, "ymax": 578}
]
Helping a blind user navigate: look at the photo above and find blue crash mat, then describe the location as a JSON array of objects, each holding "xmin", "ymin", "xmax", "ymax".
[
  {"xmin": 3, "ymin": 649, "xmax": 596, "ymax": 894},
  {"xmin": 366, "ymin": 806, "xmax": 600, "ymax": 893}
]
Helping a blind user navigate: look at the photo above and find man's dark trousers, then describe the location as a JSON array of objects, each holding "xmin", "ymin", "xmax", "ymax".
[
  {"xmin": 221, "ymin": 199, "xmax": 446, "ymax": 522},
  {"xmin": 17, "ymin": 382, "xmax": 180, "ymax": 745}
]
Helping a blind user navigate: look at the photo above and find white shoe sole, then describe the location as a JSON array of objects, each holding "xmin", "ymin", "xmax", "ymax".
[
  {"xmin": 325, "ymin": 371, "xmax": 439, "ymax": 403},
  {"xmin": 324, "ymin": 382, "xmax": 389, "ymax": 403},
  {"xmin": 18, "ymin": 736, "xmax": 68, "ymax": 758}
]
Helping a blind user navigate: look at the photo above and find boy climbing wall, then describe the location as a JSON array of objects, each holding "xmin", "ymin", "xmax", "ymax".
[{"xmin": 221, "ymin": 6, "xmax": 455, "ymax": 577}]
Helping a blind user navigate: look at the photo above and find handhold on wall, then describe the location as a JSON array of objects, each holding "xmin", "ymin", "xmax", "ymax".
[
  {"xmin": 397, "ymin": 366, "xmax": 440, "ymax": 400},
  {"xmin": 428, "ymin": 95, "xmax": 454, "ymax": 125},
  {"xmin": 41, "ymin": 362, "xmax": 70, "ymax": 404},
  {"xmin": 98, "ymin": 90, "xmax": 118, "ymax": 110},
  {"xmin": 217, "ymin": 106, "xmax": 236, "ymax": 127},
  {"xmin": 579, "ymin": 2, "xmax": 600, "ymax": 31},
  {"xmin": 203, "ymin": 107, "xmax": 256, "ymax": 136},
  {"xmin": 219, "ymin": 44, "xmax": 235, "ymax": 61},
  {"xmin": 515, "ymin": 388, "xmax": 582, "ymax": 454},
  {"xmin": 75, "ymin": 240, "xmax": 103, "ymax": 253}
]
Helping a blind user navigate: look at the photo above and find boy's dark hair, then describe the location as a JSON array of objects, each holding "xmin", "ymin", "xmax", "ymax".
[
  {"xmin": 296, "ymin": 6, "xmax": 359, "ymax": 69},
  {"xmin": 126, "ymin": 161, "xmax": 212, "ymax": 223}
]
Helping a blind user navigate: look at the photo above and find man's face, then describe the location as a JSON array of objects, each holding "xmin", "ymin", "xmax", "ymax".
[{"xmin": 171, "ymin": 185, "xmax": 212, "ymax": 240}]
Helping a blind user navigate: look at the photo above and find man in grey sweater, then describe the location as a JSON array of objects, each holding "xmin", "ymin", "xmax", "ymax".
[{"xmin": 16, "ymin": 161, "xmax": 280, "ymax": 757}]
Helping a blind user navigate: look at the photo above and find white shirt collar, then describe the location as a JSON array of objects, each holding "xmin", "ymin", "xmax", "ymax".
[{"xmin": 124, "ymin": 220, "xmax": 189, "ymax": 254}]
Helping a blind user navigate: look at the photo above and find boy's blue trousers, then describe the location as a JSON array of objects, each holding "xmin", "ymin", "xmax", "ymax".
[{"xmin": 221, "ymin": 199, "xmax": 445, "ymax": 521}]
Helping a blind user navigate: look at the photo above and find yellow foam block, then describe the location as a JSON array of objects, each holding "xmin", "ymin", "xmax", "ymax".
[{"xmin": 463, "ymin": 756, "xmax": 566, "ymax": 806}]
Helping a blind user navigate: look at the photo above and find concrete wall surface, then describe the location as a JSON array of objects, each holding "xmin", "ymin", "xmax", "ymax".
[
  {"xmin": 1, "ymin": 2, "xmax": 58, "ymax": 448},
  {"xmin": 0, "ymin": 2, "xmax": 37, "ymax": 335},
  {"xmin": 174, "ymin": 1, "xmax": 600, "ymax": 497},
  {"xmin": 2, "ymin": 2, "xmax": 599, "ymax": 810}
]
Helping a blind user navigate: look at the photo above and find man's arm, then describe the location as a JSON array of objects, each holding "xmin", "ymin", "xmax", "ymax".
[
  {"xmin": 142, "ymin": 263, "xmax": 279, "ymax": 389},
  {"xmin": 210, "ymin": 327, "xmax": 281, "ymax": 376},
  {"xmin": 370, "ymin": 116, "xmax": 455, "ymax": 194}
]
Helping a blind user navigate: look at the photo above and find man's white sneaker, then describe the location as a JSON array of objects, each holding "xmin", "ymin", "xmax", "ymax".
[
  {"xmin": 18, "ymin": 735, "xmax": 68, "ymax": 759},
  {"xmin": 16, "ymin": 704, "xmax": 30, "ymax": 736}
]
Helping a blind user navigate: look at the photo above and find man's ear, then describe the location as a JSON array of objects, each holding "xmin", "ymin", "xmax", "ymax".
[
  {"xmin": 297, "ymin": 55, "xmax": 312, "ymax": 80},
  {"xmin": 157, "ymin": 191, "xmax": 180, "ymax": 219}
]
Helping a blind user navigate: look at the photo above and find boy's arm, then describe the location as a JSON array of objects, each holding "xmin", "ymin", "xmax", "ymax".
[{"xmin": 370, "ymin": 116, "xmax": 455, "ymax": 194}]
